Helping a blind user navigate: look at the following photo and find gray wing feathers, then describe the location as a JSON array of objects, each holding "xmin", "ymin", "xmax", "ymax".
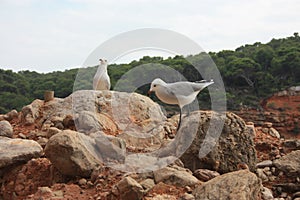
[{"xmin": 168, "ymin": 80, "xmax": 213, "ymax": 96}]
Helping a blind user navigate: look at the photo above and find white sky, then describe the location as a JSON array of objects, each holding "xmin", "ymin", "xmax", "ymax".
[{"xmin": 0, "ymin": 0, "xmax": 299, "ymax": 72}]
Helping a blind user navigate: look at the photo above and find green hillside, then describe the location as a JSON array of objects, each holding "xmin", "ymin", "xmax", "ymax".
[{"xmin": 0, "ymin": 33, "xmax": 299, "ymax": 113}]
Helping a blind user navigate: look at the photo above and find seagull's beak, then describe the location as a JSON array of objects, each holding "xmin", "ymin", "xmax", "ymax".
[{"xmin": 147, "ymin": 90, "xmax": 152, "ymax": 97}]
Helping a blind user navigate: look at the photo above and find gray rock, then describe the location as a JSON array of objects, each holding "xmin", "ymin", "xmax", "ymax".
[
  {"xmin": 4, "ymin": 109, "xmax": 18, "ymax": 121},
  {"xmin": 179, "ymin": 193, "xmax": 195, "ymax": 200},
  {"xmin": 256, "ymin": 160, "xmax": 273, "ymax": 168},
  {"xmin": 139, "ymin": 178, "xmax": 155, "ymax": 192},
  {"xmin": 21, "ymin": 99, "xmax": 43, "ymax": 125},
  {"xmin": 262, "ymin": 187, "xmax": 274, "ymax": 200},
  {"xmin": 44, "ymin": 130, "xmax": 100, "ymax": 177},
  {"xmin": 174, "ymin": 111, "xmax": 256, "ymax": 173},
  {"xmin": 0, "ymin": 120, "xmax": 13, "ymax": 138},
  {"xmin": 0, "ymin": 137, "xmax": 43, "ymax": 169},
  {"xmin": 154, "ymin": 166, "xmax": 200, "ymax": 187},
  {"xmin": 114, "ymin": 176, "xmax": 144, "ymax": 200},
  {"xmin": 91, "ymin": 131, "xmax": 126, "ymax": 163},
  {"xmin": 273, "ymin": 150, "xmax": 300, "ymax": 176},
  {"xmin": 193, "ymin": 169, "xmax": 220, "ymax": 182},
  {"xmin": 193, "ymin": 170, "xmax": 261, "ymax": 200}
]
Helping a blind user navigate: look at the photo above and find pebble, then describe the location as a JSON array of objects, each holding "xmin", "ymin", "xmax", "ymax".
[
  {"xmin": 78, "ymin": 178, "xmax": 87, "ymax": 186},
  {"xmin": 256, "ymin": 160, "xmax": 273, "ymax": 168}
]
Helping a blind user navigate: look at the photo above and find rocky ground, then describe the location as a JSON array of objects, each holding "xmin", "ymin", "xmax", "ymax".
[{"xmin": 0, "ymin": 90, "xmax": 299, "ymax": 200}]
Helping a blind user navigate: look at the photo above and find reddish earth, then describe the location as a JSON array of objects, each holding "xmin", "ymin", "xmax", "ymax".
[{"xmin": 1, "ymin": 93, "xmax": 299, "ymax": 199}]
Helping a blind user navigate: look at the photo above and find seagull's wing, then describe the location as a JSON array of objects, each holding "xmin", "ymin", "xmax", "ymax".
[{"xmin": 191, "ymin": 80, "xmax": 214, "ymax": 92}]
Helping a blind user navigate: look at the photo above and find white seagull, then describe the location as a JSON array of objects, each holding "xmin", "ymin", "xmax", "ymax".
[
  {"xmin": 148, "ymin": 78, "xmax": 214, "ymax": 130},
  {"xmin": 93, "ymin": 59, "xmax": 111, "ymax": 90}
]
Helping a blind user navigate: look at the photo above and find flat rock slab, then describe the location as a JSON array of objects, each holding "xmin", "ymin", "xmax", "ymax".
[{"xmin": 0, "ymin": 137, "xmax": 43, "ymax": 169}]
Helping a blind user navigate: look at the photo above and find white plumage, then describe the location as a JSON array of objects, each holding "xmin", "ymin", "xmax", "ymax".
[
  {"xmin": 148, "ymin": 78, "xmax": 214, "ymax": 130},
  {"xmin": 93, "ymin": 59, "xmax": 111, "ymax": 90}
]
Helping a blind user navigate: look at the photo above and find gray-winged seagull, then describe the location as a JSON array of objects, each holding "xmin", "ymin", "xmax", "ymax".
[{"xmin": 148, "ymin": 78, "xmax": 214, "ymax": 130}]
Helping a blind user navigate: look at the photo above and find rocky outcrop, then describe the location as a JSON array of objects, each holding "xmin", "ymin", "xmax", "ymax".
[
  {"xmin": 44, "ymin": 130, "xmax": 101, "ymax": 177},
  {"xmin": 170, "ymin": 111, "xmax": 257, "ymax": 173},
  {"xmin": 0, "ymin": 137, "xmax": 43, "ymax": 170},
  {"xmin": 192, "ymin": 170, "xmax": 261, "ymax": 200},
  {"xmin": 0, "ymin": 120, "xmax": 13, "ymax": 138},
  {"xmin": 273, "ymin": 150, "xmax": 300, "ymax": 176}
]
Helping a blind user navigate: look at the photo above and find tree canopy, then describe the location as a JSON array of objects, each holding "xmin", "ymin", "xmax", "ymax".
[{"xmin": 0, "ymin": 33, "xmax": 299, "ymax": 113}]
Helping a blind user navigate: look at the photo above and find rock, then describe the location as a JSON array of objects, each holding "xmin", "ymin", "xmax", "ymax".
[
  {"xmin": 283, "ymin": 139, "xmax": 300, "ymax": 151},
  {"xmin": 21, "ymin": 99, "xmax": 43, "ymax": 125},
  {"xmin": 257, "ymin": 168, "xmax": 269, "ymax": 182},
  {"xmin": 78, "ymin": 178, "xmax": 87, "ymax": 186},
  {"xmin": 193, "ymin": 169, "xmax": 220, "ymax": 182},
  {"xmin": 261, "ymin": 187, "xmax": 274, "ymax": 200},
  {"xmin": 263, "ymin": 122, "xmax": 273, "ymax": 128},
  {"xmin": 4, "ymin": 109, "xmax": 18, "ymax": 121},
  {"xmin": 0, "ymin": 137, "xmax": 43, "ymax": 169},
  {"xmin": 91, "ymin": 131, "xmax": 126, "ymax": 163},
  {"xmin": 72, "ymin": 90, "xmax": 165, "ymax": 133},
  {"xmin": 1, "ymin": 158, "xmax": 64, "ymax": 199},
  {"xmin": 256, "ymin": 160, "xmax": 273, "ymax": 168},
  {"xmin": 273, "ymin": 150, "xmax": 300, "ymax": 176},
  {"xmin": 140, "ymin": 178, "xmax": 155, "ymax": 192},
  {"xmin": 47, "ymin": 127, "xmax": 62, "ymax": 138},
  {"xmin": 114, "ymin": 176, "xmax": 144, "ymax": 200},
  {"xmin": 44, "ymin": 130, "xmax": 101, "ymax": 177},
  {"xmin": 192, "ymin": 170, "xmax": 261, "ymax": 200},
  {"xmin": 153, "ymin": 166, "xmax": 200, "ymax": 187},
  {"xmin": 0, "ymin": 120, "xmax": 13, "ymax": 138},
  {"xmin": 176, "ymin": 111, "xmax": 256, "ymax": 173},
  {"xmin": 269, "ymin": 127, "xmax": 280, "ymax": 138},
  {"xmin": 179, "ymin": 193, "xmax": 195, "ymax": 200}
]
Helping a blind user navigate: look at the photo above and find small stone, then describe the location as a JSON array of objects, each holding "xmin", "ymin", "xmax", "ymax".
[
  {"xmin": 193, "ymin": 169, "xmax": 220, "ymax": 182},
  {"xmin": 47, "ymin": 127, "xmax": 61, "ymax": 138},
  {"xmin": 261, "ymin": 187, "xmax": 273, "ymax": 200},
  {"xmin": 78, "ymin": 178, "xmax": 87, "ymax": 186},
  {"xmin": 246, "ymin": 122, "xmax": 254, "ymax": 126},
  {"xmin": 185, "ymin": 186, "xmax": 193, "ymax": 193},
  {"xmin": 0, "ymin": 120, "xmax": 13, "ymax": 138},
  {"xmin": 18, "ymin": 133, "xmax": 27, "ymax": 139},
  {"xmin": 280, "ymin": 192, "xmax": 288, "ymax": 198},
  {"xmin": 256, "ymin": 160, "xmax": 273, "ymax": 168},
  {"xmin": 5, "ymin": 110, "xmax": 18, "ymax": 121},
  {"xmin": 263, "ymin": 122, "xmax": 273, "ymax": 128},
  {"xmin": 293, "ymin": 191, "xmax": 300, "ymax": 198},
  {"xmin": 179, "ymin": 193, "xmax": 195, "ymax": 200},
  {"xmin": 139, "ymin": 178, "xmax": 155, "ymax": 192}
]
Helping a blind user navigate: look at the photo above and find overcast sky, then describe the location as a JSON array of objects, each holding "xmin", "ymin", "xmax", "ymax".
[{"xmin": 0, "ymin": 0, "xmax": 299, "ymax": 73}]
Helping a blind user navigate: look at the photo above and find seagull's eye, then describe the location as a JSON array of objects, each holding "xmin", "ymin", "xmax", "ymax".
[{"xmin": 153, "ymin": 84, "xmax": 157, "ymax": 87}]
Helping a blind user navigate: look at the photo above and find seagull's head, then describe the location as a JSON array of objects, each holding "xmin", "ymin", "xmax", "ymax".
[
  {"xmin": 99, "ymin": 58, "xmax": 108, "ymax": 66},
  {"xmin": 148, "ymin": 78, "xmax": 165, "ymax": 96}
]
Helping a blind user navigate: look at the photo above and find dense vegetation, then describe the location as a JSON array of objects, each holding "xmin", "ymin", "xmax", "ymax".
[{"xmin": 0, "ymin": 33, "xmax": 299, "ymax": 113}]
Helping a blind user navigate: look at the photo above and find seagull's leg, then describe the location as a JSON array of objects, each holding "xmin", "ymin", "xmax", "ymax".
[{"xmin": 177, "ymin": 108, "xmax": 182, "ymax": 131}]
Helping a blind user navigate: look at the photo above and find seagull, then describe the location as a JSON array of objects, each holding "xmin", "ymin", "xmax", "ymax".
[
  {"xmin": 93, "ymin": 59, "xmax": 111, "ymax": 90},
  {"xmin": 148, "ymin": 78, "xmax": 214, "ymax": 130}
]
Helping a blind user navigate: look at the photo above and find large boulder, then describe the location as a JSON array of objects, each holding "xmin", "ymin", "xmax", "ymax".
[
  {"xmin": 192, "ymin": 170, "xmax": 261, "ymax": 200},
  {"xmin": 39, "ymin": 90, "xmax": 166, "ymax": 148},
  {"xmin": 171, "ymin": 111, "xmax": 257, "ymax": 173},
  {"xmin": 0, "ymin": 120, "xmax": 13, "ymax": 138},
  {"xmin": 0, "ymin": 137, "xmax": 43, "ymax": 170},
  {"xmin": 273, "ymin": 150, "xmax": 300, "ymax": 176},
  {"xmin": 44, "ymin": 130, "xmax": 101, "ymax": 177}
]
